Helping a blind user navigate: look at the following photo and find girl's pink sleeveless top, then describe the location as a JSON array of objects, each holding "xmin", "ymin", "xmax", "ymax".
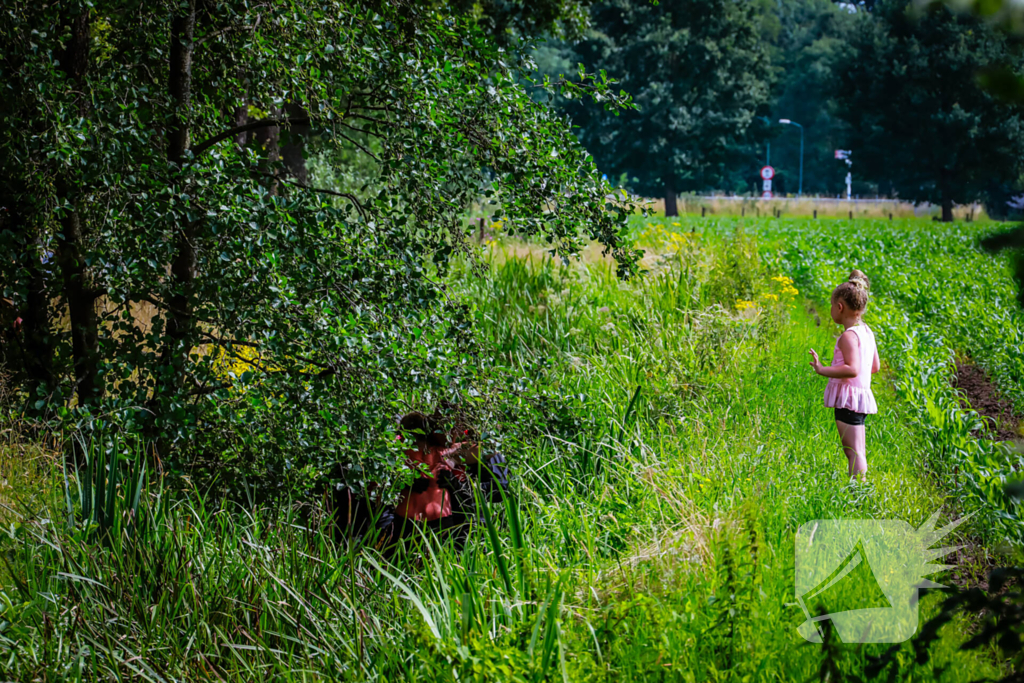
[{"xmin": 823, "ymin": 323, "xmax": 877, "ymax": 414}]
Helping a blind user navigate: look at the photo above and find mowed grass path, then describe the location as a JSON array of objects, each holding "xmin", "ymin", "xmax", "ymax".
[{"xmin": 698, "ymin": 306, "xmax": 940, "ymax": 525}]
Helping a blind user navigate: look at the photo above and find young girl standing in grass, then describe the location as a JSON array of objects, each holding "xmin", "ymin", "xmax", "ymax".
[{"xmin": 809, "ymin": 270, "xmax": 880, "ymax": 480}]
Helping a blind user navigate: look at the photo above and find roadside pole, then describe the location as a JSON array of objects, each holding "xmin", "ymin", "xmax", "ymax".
[
  {"xmin": 836, "ymin": 149, "xmax": 853, "ymax": 200},
  {"xmin": 761, "ymin": 165, "xmax": 775, "ymax": 200}
]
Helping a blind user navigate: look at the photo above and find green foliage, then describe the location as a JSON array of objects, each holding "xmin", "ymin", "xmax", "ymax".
[
  {"xmin": 874, "ymin": 557, "xmax": 1024, "ymax": 681},
  {"xmin": 536, "ymin": 0, "xmax": 864, "ymax": 197},
  {"xmin": 0, "ymin": 216, "xmax": 1013, "ymax": 680},
  {"xmin": 981, "ymin": 224, "xmax": 1024, "ymax": 306},
  {"xmin": 447, "ymin": 0, "xmax": 595, "ymax": 45},
  {"xmin": 834, "ymin": 0, "xmax": 1024, "ymax": 219},
  {"xmin": 0, "ymin": 0, "xmax": 641, "ymax": 493},
  {"xmin": 558, "ymin": 0, "xmax": 772, "ymax": 206},
  {"xmin": 63, "ymin": 435, "xmax": 149, "ymax": 542},
  {"xmin": 928, "ymin": 0, "xmax": 1024, "ymax": 35},
  {"xmin": 752, "ymin": 0, "xmax": 858, "ymax": 196}
]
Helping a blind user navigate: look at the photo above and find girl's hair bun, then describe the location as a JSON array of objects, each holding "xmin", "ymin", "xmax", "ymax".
[
  {"xmin": 832, "ymin": 269, "xmax": 870, "ymax": 311},
  {"xmin": 848, "ymin": 269, "xmax": 871, "ymax": 292}
]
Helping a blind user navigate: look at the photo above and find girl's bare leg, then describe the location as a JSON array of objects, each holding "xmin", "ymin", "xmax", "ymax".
[
  {"xmin": 836, "ymin": 421, "xmax": 868, "ymax": 480},
  {"xmin": 851, "ymin": 425, "xmax": 867, "ymax": 478}
]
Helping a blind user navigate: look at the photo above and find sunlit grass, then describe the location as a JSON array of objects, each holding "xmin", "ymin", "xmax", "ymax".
[{"xmin": 0, "ymin": 217, "xmax": 1016, "ymax": 680}]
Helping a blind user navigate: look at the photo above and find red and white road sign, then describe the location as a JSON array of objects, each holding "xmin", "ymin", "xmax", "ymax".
[
  {"xmin": 760, "ymin": 166, "xmax": 775, "ymax": 180},
  {"xmin": 762, "ymin": 190, "xmax": 773, "ymax": 199},
  {"xmin": 834, "ymin": 149, "xmax": 851, "ymax": 160}
]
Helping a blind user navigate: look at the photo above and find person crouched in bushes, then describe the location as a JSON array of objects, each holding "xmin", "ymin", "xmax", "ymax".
[
  {"xmin": 391, "ymin": 410, "xmax": 468, "ymax": 541},
  {"xmin": 442, "ymin": 419, "xmax": 509, "ymax": 512},
  {"xmin": 327, "ymin": 408, "xmax": 510, "ymax": 551}
]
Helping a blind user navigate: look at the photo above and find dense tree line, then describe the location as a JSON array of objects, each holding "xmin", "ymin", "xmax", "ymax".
[
  {"xmin": 544, "ymin": 0, "xmax": 1024, "ymax": 217},
  {"xmin": 558, "ymin": 0, "xmax": 771, "ymax": 215},
  {"xmin": 837, "ymin": 0, "xmax": 1024, "ymax": 221}
]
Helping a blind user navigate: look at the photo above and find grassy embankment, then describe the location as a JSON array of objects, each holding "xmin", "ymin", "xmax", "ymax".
[{"xmin": 0, "ymin": 216, "xmax": 1018, "ymax": 680}]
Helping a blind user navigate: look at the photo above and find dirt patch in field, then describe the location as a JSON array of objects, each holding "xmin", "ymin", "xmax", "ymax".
[{"xmin": 953, "ymin": 362, "xmax": 1024, "ymax": 442}]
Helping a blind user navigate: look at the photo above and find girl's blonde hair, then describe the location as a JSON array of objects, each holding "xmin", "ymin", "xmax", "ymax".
[{"xmin": 832, "ymin": 269, "xmax": 870, "ymax": 311}]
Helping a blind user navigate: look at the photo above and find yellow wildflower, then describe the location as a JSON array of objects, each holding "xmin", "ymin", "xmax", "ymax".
[{"xmin": 735, "ymin": 299, "xmax": 756, "ymax": 311}]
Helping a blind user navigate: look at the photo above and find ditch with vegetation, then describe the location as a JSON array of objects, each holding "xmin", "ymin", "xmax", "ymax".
[{"xmin": 2, "ymin": 216, "xmax": 1023, "ymax": 681}]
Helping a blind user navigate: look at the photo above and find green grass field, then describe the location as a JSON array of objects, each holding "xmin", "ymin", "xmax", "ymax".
[{"xmin": 1, "ymin": 216, "xmax": 1022, "ymax": 681}]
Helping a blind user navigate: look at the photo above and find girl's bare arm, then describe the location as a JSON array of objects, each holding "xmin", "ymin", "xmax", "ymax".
[
  {"xmin": 809, "ymin": 331, "xmax": 860, "ymax": 379},
  {"xmin": 871, "ymin": 348, "xmax": 880, "ymax": 374}
]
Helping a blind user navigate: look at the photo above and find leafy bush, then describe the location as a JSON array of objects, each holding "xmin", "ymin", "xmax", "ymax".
[{"xmin": 0, "ymin": 0, "xmax": 642, "ymax": 500}]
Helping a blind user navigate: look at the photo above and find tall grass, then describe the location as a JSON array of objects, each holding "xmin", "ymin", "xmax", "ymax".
[{"xmin": 0, "ymin": 219, "xmax": 1013, "ymax": 681}]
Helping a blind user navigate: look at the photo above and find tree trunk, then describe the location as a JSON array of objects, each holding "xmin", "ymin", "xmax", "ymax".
[
  {"xmin": 940, "ymin": 169, "xmax": 953, "ymax": 222},
  {"xmin": 57, "ymin": 209, "xmax": 102, "ymax": 404},
  {"xmin": 1, "ymin": 173, "xmax": 54, "ymax": 407},
  {"xmin": 56, "ymin": 8, "xmax": 103, "ymax": 405},
  {"xmin": 279, "ymin": 102, "xmax": 310, "ymax": 184},
  {"xmin": 664, "ymin": 176, "xmax": 678, "ymax": 217},
  {"xmin": 19, "ymin": 216, "xmax": 56, "ymax": 408},
  {"xmin": 167, "ymin": 4, "xmax": 195, "ymax": 167},
  {"xmin": 252, "ymin": 101, "xmax": 309, "ymax": 190},
  {"xmin": 256, "ymin": 105, "xmax": 283, "ymax": 195},
  {"xmin": 233, "ymin": 103, "xmax": 249, "ymax": 145},
  {"xmin": 267, "ymin": 105, "xmax": 281, "ymax": 196},
  {"xmin": 158, "ymin": 0, "xmax": 198, "ymax": 403}
]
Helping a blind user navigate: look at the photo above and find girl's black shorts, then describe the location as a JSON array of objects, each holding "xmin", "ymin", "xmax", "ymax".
[{"xmin": 835, "ymin": 408, "xmax": 867, "ymax": 426}]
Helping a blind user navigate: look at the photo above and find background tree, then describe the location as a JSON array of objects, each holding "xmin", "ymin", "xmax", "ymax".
[
  {"xmin": 559, "ymin": 0, "xmax": 771, "ymax": 215},
  {"xmin": 931, "ymin": 0, "xmax": 1024, "ymax": 304},
  {"xmin": 755, "ymin": 0, "xmax": 856, "ymax": 196},
  {"xmin": 834, "ymin": 0, "xmax": 1024, "ymax": 221},
  {"xmin": 449, "ymin": 0, "xmax": 593, "ymax": 46}
]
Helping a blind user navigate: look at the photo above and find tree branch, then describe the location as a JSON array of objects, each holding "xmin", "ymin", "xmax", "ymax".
[
  {"xmin": 131, "ymin": 291, "xmax": 174, "ymax": 312},
  {"xmin": 349, "ymin": 103, "xmax": 394, "ymax": 113},
  {"xmin": 347, "ymin": 113, "xmax": 392, "ymax": 127},
  {"xmin": 191, "ymin": 116, "xmax": 311, "ymax": 157},
  {"xmin": 129, "ymin": 291, "xmax": 217, "ymax": 325},
  {"xmin": 199, "ymin": 331, "xmax": 260, "ymax": 348},
  {"xmin": 188, "ymin": 382, "xmax": 232, "ymax": 396},
  {"xmin": 335, "ymin": 130, "xmax": 380, "ymax": 162},
  {"xmin": 338, "ymin": 120, "xmax": 381, "ymax": 138},
  {"xmin": 194, "ymin": 25, "xmax": 243, "ymax": 46},
  {"xmin": 259, "ymin": 172, "xmax": 369, "ymax": 221}
]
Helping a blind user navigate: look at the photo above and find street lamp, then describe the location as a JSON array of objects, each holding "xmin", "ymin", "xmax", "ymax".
[
  {"xmin": 757, "ymin": 116, "xmax": 771, "ymax": 166},
  {"xmin": 779, "ymin": 118, "xmax": 804, "ymax": 196}
]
